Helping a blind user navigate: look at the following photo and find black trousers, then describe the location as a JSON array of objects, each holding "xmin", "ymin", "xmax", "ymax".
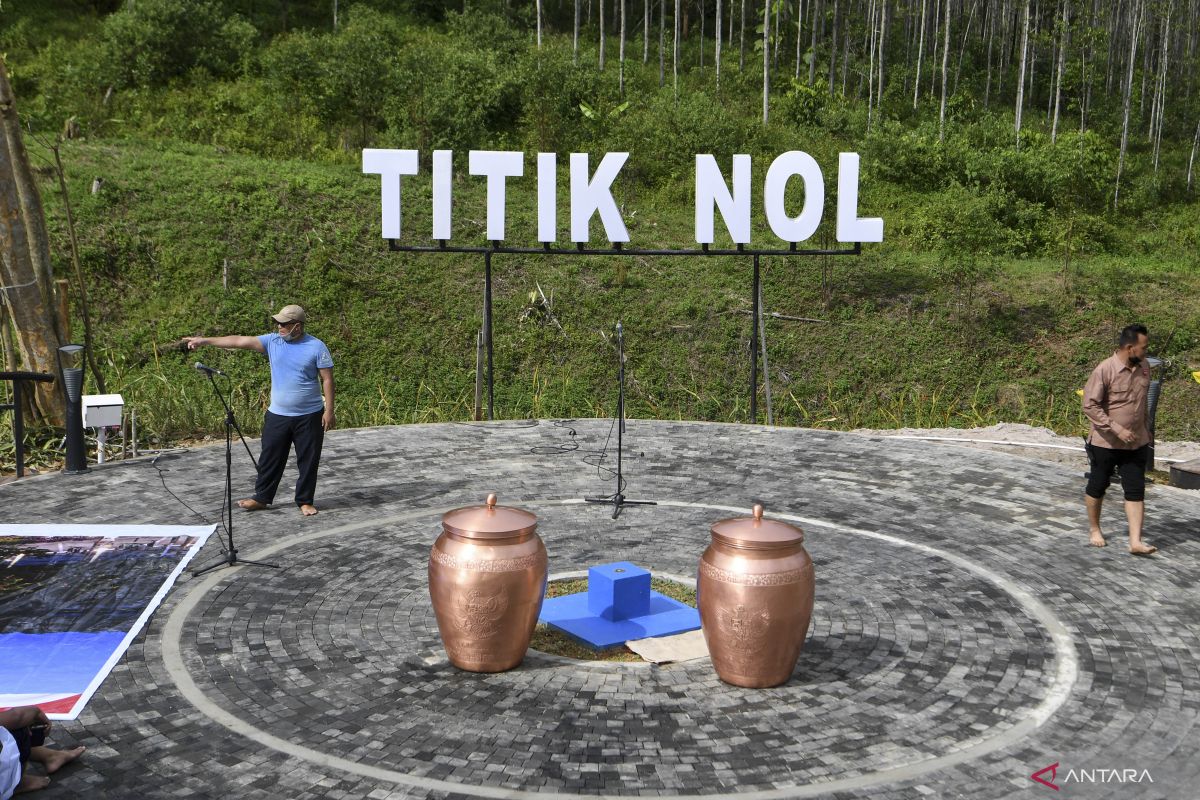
[
  {"xmin": 1086, "ymin": 443, "xmax": 1149, "ymax": 502},
  {"xmin": 253, "ymin": 410, "xmax": 325, "ymax": 506},
  {"xmin": 11, "ymin": 724, "xmax": 45, "ymax": 765}
]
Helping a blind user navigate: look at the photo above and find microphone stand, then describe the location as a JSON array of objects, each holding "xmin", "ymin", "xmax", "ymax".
[
  {"xmin": 193, "ymin": 369, "xmax": 278, "ymax": 576},
  {"xmin": 586, "ymin": 321, "xmax": 656, "ymax": 519}
]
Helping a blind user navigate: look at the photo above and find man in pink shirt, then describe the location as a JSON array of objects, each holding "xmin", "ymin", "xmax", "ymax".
[{"xmin": 1082, "ymin": 324, "xmax": 1157, "ymax": 555}]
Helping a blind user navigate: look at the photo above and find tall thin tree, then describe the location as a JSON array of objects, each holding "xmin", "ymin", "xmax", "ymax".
[
  {"xmin": 660, "ymin": 0, "xmax": 666, "ymax": 85},
  {"xmin": 718, "ymin": 0, "xmax": 725, "ymax": 86},
  {"xmin": 741, "ymin": 0, "xmax": 747, "ymax": 69},
  {"xmin": 620, "ymin": 0, "xmax": 627, "ymax": 94},
  {"xmin": 674, "ymin": 0, "xmax": 681, "ymax": 98},
  {"xmin": 939, "ymin": 0, "xmax": 952, "ymax": 141},
  {"xmin": 1115, "ymin": 0, "xmax": 1144, "ymax": 208},
  {"xmin": 645, "ymin": 0, "xmax": 651, "ymax": 62},
  {"xmin": 763, "ymin": 0, "xmax": 771, "ymax": 123},
  {"xmin": 1015, "ymin": 0, "xmax": 1032, "ymax": 147},
  {"xmin": 1051, "ymin": 0, "xmax": 1070, "ymax": 142},
  {"xmin": 914, "ymin": 0, "xmax": 928, "ymax": 108},
  {"xmin": 601, "ymin": 0, "xmax": 607, "ymax": 69}
]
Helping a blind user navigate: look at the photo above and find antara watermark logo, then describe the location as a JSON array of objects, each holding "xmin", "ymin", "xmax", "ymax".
[{"xmin": 1030, "ymin": 761, "xmax": 1154, "ymax": 791}]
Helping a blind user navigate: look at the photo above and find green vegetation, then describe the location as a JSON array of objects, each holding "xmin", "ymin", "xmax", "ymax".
[{"xmin": 2, "ymin": 0, "xmax": 1200, "ymax": 470}]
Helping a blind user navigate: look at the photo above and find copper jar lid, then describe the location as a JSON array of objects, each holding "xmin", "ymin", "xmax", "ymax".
[
  {"xmin": 441, "ymin": 494, "xmax": 538, "ymax": 540},
  {"xmin": 710, "ymin": 504, "xmax": 804, "ymax": 550}
]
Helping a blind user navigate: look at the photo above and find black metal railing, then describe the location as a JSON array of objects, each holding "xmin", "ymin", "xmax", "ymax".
[{"xmin": 1, "ymin": 371, "xmax": 56, "ymax": 479}]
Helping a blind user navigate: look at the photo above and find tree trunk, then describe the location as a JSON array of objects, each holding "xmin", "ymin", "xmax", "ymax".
[
  {"xmin": 645, "ymin": 0, "xmax": 651, "ymax": 62},
  {"xmin": 1115, "ymin": 0, "xmax": 1143, "ymax": 209},
  {"xmin": 620, "ymin": 0, "xmax": 626, "ymax": 93},
  {"xmin": 600, "ymin": 0, "xmax": 607, "ymax": 69},
  {"xmin": 939, "ymin": 0, "xmax": 951, "ymax": 141},
  {"xmin": 675, "ymin": 0, "xmax": 681, "ymax": 98},
  {"xmin": 763, "ymin": 0, "xmax": 771, "ymax": 124},
  {"xmin": 809, "ymin": 0, "xmax": 822, "ymax": 84},
  {"xmin": 953, "ymin": 0, "xmax": 977, "ymax": 96},
  {"xmin": 794, "ymin": 0, "xmax": 802, "ymax": 80},
  {"xmin": 718, "ymin": 0, "xmax": 725, "ymax": 86},
  {"xmin": 740, "ymin": 0, "xmax": 747, "ymax": 70},
  {"xmin": 914, "ymin": 0, "xmax": 928, "ymax": 108},
  {"xmin": 877, "ymin": 0, "xmax": 887, "ymax": 112},
  {"xmin": 828, "ymin": 0, "xmax": 839, "ymax": 94},
  {"xmin": 660, "ymin": 0, "xmax": 666, "ymax": 85},
  {"xmin": 1151, "ymin": 3, "xmax": 1171, "ymax": 173},
  {"xmin": 537, "ymin": 0, "xmax": 543, "ymax": 47},
  {"xmin": 1051, "ymin": 0, "xmax": 1069, "ymax": 142},
  {"xmin": 867, "ymin": 0, "xmax": 877, "ymax": 129},
  {"xmin": 1027, "ymin": 0, "xmax": 1040, "ymax": 113},
  {"xmin": 984, "ymin": 0, "xmax": 994, "ymax": 107},
  {"xmin": 929, "ymin": 0, "xmax": 941, "ymax": 97},
  {"xmin": 0, "ymin": 57, "xmax": 67, "ymax": 425},
  {"xmin": 1015, "ymin": 0, "xmax": 1031, "ymax": 147}
]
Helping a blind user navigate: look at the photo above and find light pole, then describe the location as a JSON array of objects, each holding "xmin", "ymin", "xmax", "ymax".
[{"xmin": 58, "ymin": 344, "xmax": 89, "ymax": 474}]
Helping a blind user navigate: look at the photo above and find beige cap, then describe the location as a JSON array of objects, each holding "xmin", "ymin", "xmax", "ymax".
[{"xmin": 271, "ymin": 304, "xmax": 306, "ymax": 324}]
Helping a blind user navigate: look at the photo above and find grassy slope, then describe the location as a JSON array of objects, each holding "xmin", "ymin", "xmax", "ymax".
[{"xmin": 28, "ymin": 136, "xmax": 1200, "ymax": 444}]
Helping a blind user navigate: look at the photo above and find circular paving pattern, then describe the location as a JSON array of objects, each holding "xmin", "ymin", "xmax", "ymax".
[{"xmin": 164, "ymin": 500, "xmax": 1073, "ymax": 797}]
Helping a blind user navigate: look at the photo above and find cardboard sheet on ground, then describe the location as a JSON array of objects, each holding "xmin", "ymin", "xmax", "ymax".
[
  {"xmin": 0, "ymin": 524, "xmax": 214, "ymax": 719},
  {"xmin": 626, "ymin": 629, "xmax": 710, "ymax": 664}
]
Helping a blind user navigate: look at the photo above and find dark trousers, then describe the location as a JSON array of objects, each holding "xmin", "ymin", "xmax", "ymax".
[
  {"xmin": 12, "ymin": 725, "xmax": 45, "ymax": 765},
  {"xmin": 253, "ymin": 410, "xmax": 325, "ymax": 506},
  {"xmin": 1086, "ymin": 443, "xmax": 1149, "ymax": 502}
]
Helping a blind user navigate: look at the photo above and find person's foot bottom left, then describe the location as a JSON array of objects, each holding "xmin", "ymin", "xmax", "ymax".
[{"xmin": 42, "ymin": 746, "xmax": 86, "ymax": 774}]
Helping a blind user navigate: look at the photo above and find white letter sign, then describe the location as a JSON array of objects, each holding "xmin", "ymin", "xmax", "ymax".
[
  {"xmin": 432, "ymin": 150, "xmax": 453, "ymax": 241},
  {"xmin": 537, "ymin": 153, "xmax": 557, "ymax": 242},
  {"xmin": 570, "ymin": 152, "xmax": 630, "ymax": 243},
  {"xmin": 763, "ymin": 151, "xmax": 824, "ymax": 243},
  {"xmin": 362, "ymin": 149, "xmax": 419, "ymax": 239},
  {"xmin": 695, "ymin": 154, "xmax": 751, "ymax": 244},
  {"xmin": 836, "ymin": 153, "xmax": 884, "ymax": 242},
  {"xmin": 469, "ymin": 151, "xmax": 524, "ymax": 241}
]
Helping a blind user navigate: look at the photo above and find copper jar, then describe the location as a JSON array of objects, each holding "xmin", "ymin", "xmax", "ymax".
[
  {"xmin": 429, "ymin": 494, "xmax": 547, "ymax": 672},
  {"xmin": 698, "ymin": 504, "xmax": 814, "ymax": 688}
]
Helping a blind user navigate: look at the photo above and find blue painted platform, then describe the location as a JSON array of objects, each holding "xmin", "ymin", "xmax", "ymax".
[{"xmin": 539, "ymin": 562, "xmax": 701, "ymax": 648}]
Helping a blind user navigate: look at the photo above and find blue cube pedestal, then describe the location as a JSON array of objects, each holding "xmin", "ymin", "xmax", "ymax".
[
  {"xmin": 587, "ymin": 562, "xmax": 650, "ymax": 620},
  {"xmin": 539, "ymin": 562, "xmax": 700, "ymax": 649}
]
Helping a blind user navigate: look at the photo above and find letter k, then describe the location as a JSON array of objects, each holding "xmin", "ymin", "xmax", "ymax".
[{"xmin": 1031, "ymin": 762, "xmax": 1060, "ymax": 790}]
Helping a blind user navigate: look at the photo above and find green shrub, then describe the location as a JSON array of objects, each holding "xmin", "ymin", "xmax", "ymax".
[{"xmin": 100, "ymin": 0, "xmax": 256, "ymax": 89}]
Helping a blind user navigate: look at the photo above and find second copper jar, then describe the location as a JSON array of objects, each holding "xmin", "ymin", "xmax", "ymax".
[
  {"xmin": 698, "ymin": 504, "xmax": 814, "ymax": 688},
  {"xmin": 429, "ymin": 494, "xmax": 547, "ymax": 672}
]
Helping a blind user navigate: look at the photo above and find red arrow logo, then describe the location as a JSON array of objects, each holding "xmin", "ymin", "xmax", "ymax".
[{"xmin": 1031, "ymin": 762, "xmax": 1060, "ymax": 790}]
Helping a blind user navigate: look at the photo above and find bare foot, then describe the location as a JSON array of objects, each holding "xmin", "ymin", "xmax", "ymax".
[
  {"xmin": 300, "ymin": 504, "xmax": 318, "ymax": 516},
  {"xmin": 238, "ymin": 499, "xmax": 268, "ymax": 511},
  {"xmin": 34, "ymin": 745, "xmax": 86, "ymax": 774},
  {"xmin": 1130, "ymin": 543, "xmax": 1158, "ymax": 556},
  {"xmin": 15, "ymin": 774, "xmax": 50, "ymax": 794},
  {"xmin": 1088, "ymin": 530, "xmax": 1107, "ymax": 547}
]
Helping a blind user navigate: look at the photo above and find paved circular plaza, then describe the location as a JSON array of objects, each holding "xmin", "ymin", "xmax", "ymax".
[{"xmin": 6, "ymin": 420, "xmax": 1199, "ymax": 799}]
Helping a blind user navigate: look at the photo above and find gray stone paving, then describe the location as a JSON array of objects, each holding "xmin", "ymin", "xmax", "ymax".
[{"xmin": 3, "ymin": 420, "xmax": 1199, "ymax": 799}]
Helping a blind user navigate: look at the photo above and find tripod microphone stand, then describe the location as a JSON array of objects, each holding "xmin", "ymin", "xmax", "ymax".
[
  {"xmin": 192, "ymin": 369, "xmax": 279, "ymax": 576},
  {"xmin": 586, "ymin": 321, "xmax": 656, "ymax": 519}
]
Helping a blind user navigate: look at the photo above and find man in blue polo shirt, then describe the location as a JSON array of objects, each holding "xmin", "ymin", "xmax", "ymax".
[{"xmin": 184, "ymin": 304, "xmax": 335, "ymax": 516}]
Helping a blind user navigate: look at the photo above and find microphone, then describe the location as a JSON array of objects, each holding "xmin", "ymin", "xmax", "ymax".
[
  {"xmin": 194, "ymin": 362, "xmax": 226, "ymax": 376},
  {"xmin": 616, "ymin": 320, "xmax": 623, "ymax": 338}
]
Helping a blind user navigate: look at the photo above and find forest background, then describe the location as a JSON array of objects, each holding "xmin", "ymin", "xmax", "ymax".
[{"xmin": 1, "ymin": 0, "xmax": 1199, "ymax": 468}]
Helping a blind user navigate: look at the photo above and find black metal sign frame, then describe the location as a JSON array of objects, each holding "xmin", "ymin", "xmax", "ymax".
[{"xmin": 387, "ymin": 239, "xmax": 862, "ymax": 422}]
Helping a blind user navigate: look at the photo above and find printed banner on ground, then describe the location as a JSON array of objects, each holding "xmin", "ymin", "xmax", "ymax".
[{"xmin": 0, "ymin": 524, "xmax": 214, "ymax": 719}]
